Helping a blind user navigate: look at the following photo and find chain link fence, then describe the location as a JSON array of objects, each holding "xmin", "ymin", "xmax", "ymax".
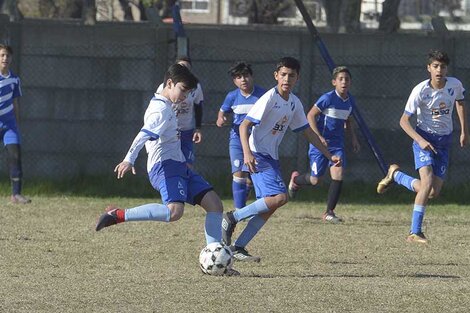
[{"xmin": 1, "ymin": 20, "xmax": 469, "ymax": 188}]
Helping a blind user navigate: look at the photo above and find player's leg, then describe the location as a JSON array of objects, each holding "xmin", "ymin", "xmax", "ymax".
[
  {"xmin": 288, "ymin": 150, "xmax": 325, "ymax": 198},
  {"xmin": 323, "ymin": 164, "xmax": 344, "ymax": 223},
  {"xmin": 4, "ymin": 124, "xmax": 30, "ymax": 204},
  {"xmin": 96, "ymin": 162, "xmax": 188, "ymax": 231},
  {"xmin": 229, "ymin": 135, "xmax": 248, "ymax": 209}
]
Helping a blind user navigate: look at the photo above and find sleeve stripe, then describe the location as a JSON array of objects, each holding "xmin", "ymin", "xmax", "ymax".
[
  {"xmin": 292, "ymin": 123, "xmax": 309, "ymax": 133},
  {"xmin": 404, "ymin": 110, "xmax": 414, "ymax": 116},
  {"xmin": 141, "ymin": 128, "xmax": 159, "ymax": 139},
  {"xmin": 246, "ymin": 116, "xmax": 260, "ymax": 125}
]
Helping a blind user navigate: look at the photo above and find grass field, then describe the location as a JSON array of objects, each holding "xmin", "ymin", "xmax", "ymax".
[{"xmin": 1, "ymin": 193, "xmax": 469, "ymax": 313}]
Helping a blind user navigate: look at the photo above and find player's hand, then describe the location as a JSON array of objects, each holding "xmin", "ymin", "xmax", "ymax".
[
  {"xmin": 330, "ymin": 155, "xmax": 342, "ymax": 167},
  {"xmin": 244, "ymin": 152, "xmax": 257, "ymax": 173},
  {"xmin": 114, "ymin": 161, "xmax": 135, "ymax": 179},
  {"xmin": 418, "ymin": 139, "xmax": 437, "ymax": 154},
  {"xmin": 193, "ymin": 129, "xmax": 202, "ymax": 144},
  {"xmin": 216, "ymin": 116, "xmax": 226, "ymax": 127},
  {"xmin": 460, "ymin": 132, "xmax": 469, "ymax": 147}
]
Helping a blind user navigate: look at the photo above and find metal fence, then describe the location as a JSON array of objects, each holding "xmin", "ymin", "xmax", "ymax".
[{"xmin": 1, "ymin": 20, "xmax": 469, "ymax": 187}]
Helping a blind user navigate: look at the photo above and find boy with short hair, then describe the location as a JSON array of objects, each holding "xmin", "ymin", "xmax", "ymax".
[
  {"xmin": 96, "ymin": 64, "xmax": 238, "ymax": 275},
  {"xmin": 216, "ymin": 61, "xmax": 266, "ymax": 210},
  {"xmin": 156, "ymin": 56, "xmax": 204, "ymax": 168},
  {"xmin": 0, "ymin": 44, "xmax": 31, "ymax": 204},
  {"xmin": 221, "ymin": 57, "xmax": 341, "ymax": 261},
  {"xmin": 377, "ymin": 50, "xmax": 468, "ymax": 244},
  {"xmin": 288, "ymin": 66, "xmax": 360, "ymax": 223}
]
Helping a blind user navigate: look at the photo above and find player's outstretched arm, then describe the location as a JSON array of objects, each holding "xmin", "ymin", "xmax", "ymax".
[
  {"xmin": 455, "ymin": 100, "xmax": 469, "ymax": 147},
  {"xmin": 114, "ymin": 161, "xmax": 135, "ymax": 179},
  {"xmin": 303, "ymin": 127, "xmax": 341, "ymax": 166}
]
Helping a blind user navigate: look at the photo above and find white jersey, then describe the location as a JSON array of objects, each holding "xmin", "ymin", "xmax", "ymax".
[
  {"xmin": 245, "ymin": 87, "xmax": 309, "ymax": 160},
  {"xmin": 124, "ymin": 94, "xmax": 185, "ymax": 172},
  {"xmin": 405, "ymin": 77, "xmax": 465, "ymax": 136},
  {"xmin": 156, "ymin": 82, "xmax": 203, "ymax": 131}
]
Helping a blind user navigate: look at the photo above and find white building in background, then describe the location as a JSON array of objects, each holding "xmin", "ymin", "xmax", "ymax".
[{"xmin": 178, "ymin": 0, "xmax": 470, "ymax": 31}]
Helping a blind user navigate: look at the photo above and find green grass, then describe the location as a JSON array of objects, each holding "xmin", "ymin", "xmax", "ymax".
[{"xmin": 1, "ymin": 196, "xmax": 469, "ymax": 312}]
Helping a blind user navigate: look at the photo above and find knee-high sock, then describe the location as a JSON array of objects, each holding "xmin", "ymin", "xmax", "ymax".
[
  {"xmin": 394, "ymin": 171, "xmax": 417, "ymax": 192},
  {"xmin": 233, "ymin": 198, "xmax": 269, "ymax": 222},
  {"xmin": 205, "ymin": 211, "xmax": 222, "ymax": 244},
  {"xmin": 232, "ymin": 176, "xmax": 247, "ymax": 209},
  {"xmin": 326, "ymin": 179, "xmax": 342, "ymax": 214},
  {"xmin": 6, "ymin": 144, "xmax": 22, "ymax": 195},
  {"xmin": 234, "ymin": 215, "xmax": 266, "ymax": 248},
  {"xmin": 124, "ymin": 203, "xmax": 171, "ymax": 222},
  {"xmin": 410, "ymin": 204, "xmax": 425, "ymax": 234}
]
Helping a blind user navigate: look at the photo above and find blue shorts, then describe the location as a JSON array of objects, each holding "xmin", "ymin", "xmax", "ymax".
[
  {"xmin": 412, "ymin": 142, "xmax": 449, "ymax": 179},
  {"xmin": 308, "ymin": 146, "xmax": 345, "ymax": 177},
  {"xmin": 0, "ymin": 116, "xmax": 20, "ymax": 145},
  {"xmin": 229, "ymin": 130, "xmax": 244, "ymax": 173},
  {"xmin": 148, "ymin": 159, "xmax": 212, "ymax": 205},
  {"xmin": 180, "ymin": 129, "xmax": 195, "ymax": 164},
  {"xmin": 413, "ymin": 128, "xmax": 451, "ymax": 179},
  {"xmin": 243, "ymin": 153, "xmax": 286, "ymax": 198}
]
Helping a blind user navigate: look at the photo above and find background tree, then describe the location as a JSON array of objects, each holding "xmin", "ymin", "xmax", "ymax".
[
  {"xmin": 378, "ymin": 0, "xmax": 401, "ymax": 33},
  {"xmin": 321, "ymin": 0, "xmax": 361, "ymax": 33}
]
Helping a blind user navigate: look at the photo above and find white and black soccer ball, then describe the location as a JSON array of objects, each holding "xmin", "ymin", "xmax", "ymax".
[{"xmin": 199, "ymin": 242, "xmax": 234, "ymax": 276}]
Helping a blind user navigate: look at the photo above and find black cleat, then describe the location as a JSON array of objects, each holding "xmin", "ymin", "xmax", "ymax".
[
  {"xmin": 96, "ymin": 206, "xmax": 122, "ymax": 231},
  {"xmin": 222, "ymin": 211, "xmax": 237, "ymax": 246},
  {"xmin": 230, "ymin": 246, "xmax": 261, "ymax": 263}
]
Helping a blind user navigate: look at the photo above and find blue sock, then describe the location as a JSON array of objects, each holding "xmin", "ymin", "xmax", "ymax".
[
  {"xmin": 124, "ymin": 203, "xmax": 171, "ymax": 222},
  {"xmin": 410, "ymin": 204, "xmax": 425, "ymax": 234},
  {"xmin": 233, "ymin": 198, "xmax": 269, "ymax": 222},
  {"xmin": 205, "ymin": 211, "xmax": 222, "ymax": 244},
  {"xmin": 394, "ymin": 171, "xmax": 417, "ymax": 192},
  {"xmin": 232, "ymin": 177, "xmax": 247, "ymax": 209},
  {"xmin": 234, "ymin": 215, "xmax": 266, "ymax": 248}
]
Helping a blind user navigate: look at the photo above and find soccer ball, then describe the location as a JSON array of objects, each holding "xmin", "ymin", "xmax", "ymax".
[{"xmin": 199, "ymin": 242, "xmax": 234, "ymax": 276}]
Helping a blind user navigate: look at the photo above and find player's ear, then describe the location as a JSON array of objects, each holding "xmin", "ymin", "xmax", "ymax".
[{"xmin": 166, "ymin": 78, "xmax": 174, "ymax": 88}]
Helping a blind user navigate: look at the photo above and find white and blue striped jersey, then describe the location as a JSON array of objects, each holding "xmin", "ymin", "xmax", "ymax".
[
  {"xmin": 245, "ymin": 87, "xmax": 309, "ymax": 160},
  {"xmin": 314, "ymin": 90, "xmax": 354, "ymax": 148},
  {"xmin": 124, "ymin": 94, "xmax": 185, "ymax": 173},
  {"xmin": 405, "ymin": 77, "xmax": 465, "ymax": 136},
  {"xmin": 0, "ymin": 71, "xmax": 21, "ymax": 120},
  {"xmin": 219, "ymin": 85, "xmax": 266, "ymax": 133},
  {"xmin": 156, "ymin": 82, "xmax": 203, "ymax": 131}
]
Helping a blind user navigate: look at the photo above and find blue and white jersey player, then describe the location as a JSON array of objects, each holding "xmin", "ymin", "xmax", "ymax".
[
  {"xmin": 96, "ymin": 64, "xmax": 239, "ymax": 275},
  {"xmin": 288, "ymin": 66, "xmax": 360, "ymax": 223},
  {"xmin": 156, "ymin": 56, "xmax": 204, "ymax": 167},
  {"xmin": 377, "ymin": 50, "xmax": 468, "ymax": 244},
  {"xmin": 221, "ymin": 57, "xmax": 341, "ymax": 262},
  {"xmin": 217, "ymin": 61, "xmax": 266, "ymax": 210},
  {"xmin": 0, "ymin": 44, "xmax": 31, "ymax": 204}
]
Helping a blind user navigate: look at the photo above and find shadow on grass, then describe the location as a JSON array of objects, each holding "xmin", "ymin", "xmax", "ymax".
[{"xmin": 243, "ymin": 273, "xmax": 461, "ymax": 279}]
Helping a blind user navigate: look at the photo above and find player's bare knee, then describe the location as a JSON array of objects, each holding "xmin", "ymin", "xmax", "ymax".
[
  {"xmin": 428, "ymin": 188, "xmax": 441, "ymax": 199},
  {"xmin": 309, "ymin": 176, "xmax": 319, "ymax": 186},
  {"xmin": 169, "ymin": 207, "xmax": 184, "ymax": 221},
  {"xmin": 274, "ymin": 193, "xmax": 288, "ymax": 207}
]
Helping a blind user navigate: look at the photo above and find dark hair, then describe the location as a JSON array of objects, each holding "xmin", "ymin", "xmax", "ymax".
[
  {"xmin": 228, "ymin": 61, "xmax": 253, "ymax": 78},
  {"xmin": 163, "ymin": 63, "xmax": 198, "ymax": 90},
  {"xmin": 175, "ymin": 55, "xmax": 192, "ymax": 65},
  {"xmin": 332, "ymin": 66, "xmax": 352, "ymax": 79},
  {"xmin": 276, "ymin": 57, "xmax": 300, "ymax": 74},
  {"xmin": 0, "ymin": 44, "xmax": 13, "ymax": 54},
  {"xmin": 427, "ymin": 50, "xmax": 450, "ymax": 65}
]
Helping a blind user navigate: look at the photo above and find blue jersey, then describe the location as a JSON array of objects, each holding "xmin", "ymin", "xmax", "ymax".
[
  {"xmin": 312, "ymin": 90, "xmax": 354, "ymax": 149},
  {"xmin": 0, "ymin": 71, "xmax": 22, "ymax": 121},
  {"xmin": 220, "ymin": 85, "xmax": 266, "ymax": 134}
]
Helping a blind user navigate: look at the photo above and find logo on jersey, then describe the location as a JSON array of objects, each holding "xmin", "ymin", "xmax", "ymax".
[
  {"xmin": 272, "ymin": 116, "xmax": 288, "ymax": 135},
  {"xmin": 418, "ymin": 151, "xmax": 431, "ymax": 163},
  {"xmin": 447, "ymin": 88, "xmax": 454, "ymax": 96},
  {"xmin": 431, "ymin": 102, "xmax": 450, "ymax": 118},
  {"xmin": 290, "ymin": 101, "xmax": 295, "ymax": 111}
]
